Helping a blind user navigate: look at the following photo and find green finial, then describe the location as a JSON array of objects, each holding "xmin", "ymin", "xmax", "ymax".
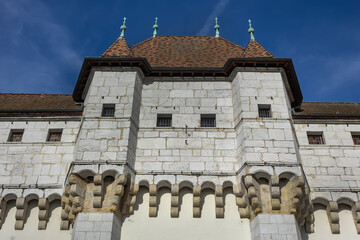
[
  {"xmin": 214, "ymin": 17, "xmax": 220, "ymax": 37},
  {"xmin": 248, "ymin": 19, "xmax": 255, "ymax": 41},
  {"xmin": 153, "ymin": 17, "xmax": 158, "ymax": 37},
  {"xmin": 120, "ymin": 17, "xmax": 127, "ymax": 38}
]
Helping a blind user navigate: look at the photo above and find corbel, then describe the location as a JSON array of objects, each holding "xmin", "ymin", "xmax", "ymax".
[
  {"xmin": 60, "ymin": 185, "xmax": 71, "ymax": 230},
  {"xmin": 121, "ymin": 182, "xmax": 139, "ymax": 215},
  {"xmin": 326, "ymin": 201, "xmax": 340, "ymax": 234},
  {"xmin": 215, "ymin": 185, "xmax": 224, "ymax": 218},
  {"xmin": 244, "ymin": 175, "xmax": 261, "ymax": 215},
  {"xmin": 109, "ymin": 174, "xmax": 126, "ymax": 213},
  {"xmin": 149, "ymin": 184, "xmax": 157, "ymax": 217},
  {"xmin": 93, "ymin": 174, "xmax": 103, "ymax": 208},
  {"xmin": 234, "ymin": 183, "xmax": 250, "ymax": 218},
  {"xmin": 193, "ymin": 185, "xmax": 201, "ymax": 218},
  {"xmin": 171, "ymin": 184, "xmax": 179, "ymax": 218},
  {"xmin": 0, "ymin": 197, "xmax": 7, "ymax": 229},
  {"xmin": 15, "ymin": 197, "xmax": 28, "ymax": 230},
  {"xmin": 271, "ymin": 175, "xmax": 280, "ymax": 210},
  {"xmin": 38, "ymin": 198, "xmax": 49, "ymax": 230},
  {"xmin": 352, "ymin": 201, "xmax": 360, "ymax": 234}
]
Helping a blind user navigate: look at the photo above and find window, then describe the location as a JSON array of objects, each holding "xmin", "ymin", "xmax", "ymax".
[
  {"xmin": 258, "ymin": 104, "xmax": 272, "ymax": 118},
  {"xmin": 8, "ymin": 129, "xmax": 24, "ymax": 142},
  {"xmin": 352, "ymin": 133, "xmax": 360, "ymax": 145},
  {"xmin": 47, "ymin": 129, "xmax": 62, "ymax": 142},
  {"xmin": 102, "ymin": 104, "xmax": 115, "ymax": 117},
  {"xmin": 201, "ymin": 114, "xmax": 216, "ymax": 127},
  {"xmin": 157, "ymin": 114, "xmax": 172, "ymax": 127},
  {"xmin": 307, "ymin": 132, "xmax": 324, "ymax": 145}
]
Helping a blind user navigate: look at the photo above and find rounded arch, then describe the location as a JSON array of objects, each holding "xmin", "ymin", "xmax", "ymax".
[
  {"xmin": 312, "ymin": 197, "xmax": 329, "ymax": 207},
  {"xmin": 337, "ymin": 197, "xmax": 355, "ymax": 208},
  {"xmin": 253, "ymin": 171, "xmax": 271, "ymax": 184},
  {"xmin": 2, "ymin": 193, "xmax": 17, "ymax": 201},
  {"xmin": 75, "ymin": 169, "xmax": 96, "ymax": 180},
  {"xmin": 201, "ymin": 181, "xmax": 215, "ymax": 191},
  {"xmin": 102, "ymin": 169, "xmax": 120, "ymax": 179},
  {"xmin": 138, "ymin": 179, "xmax": 150, "ymax": 188},
  {"xmin": 47, "ymin": 193, "xmax": 62, "ymax": 203},
  {"xmin": 179, "ymin": 181, "xmax": 194, "ymax": 190},
  {"xmin": 24, "ymin": 193, "xmax": 40, "ymax": 202},
  {"xmin": 279, "ymin": 171, "xmax": 297, "ymax": 181},
  {"xmin": 222, "ymin": 180, "xmax": 234, "ymax": 189},
  {"xmin": 157, "ymin": 180, "xmax": 171, "ymax": 190}
]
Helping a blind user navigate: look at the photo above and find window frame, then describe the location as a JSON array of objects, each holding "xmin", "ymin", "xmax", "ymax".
[
  {"xmin": 46, "ymin": 129, "xmax": 63, "ymax": 142},
  {"xmin": 307, "ymin": 132, "xmax": 325, "ymax": 145},
  {"xmin": 258, "ymin": 104, "xmax": 272, "ymax": 118},
  {"xmin": 101, "ymin": 104, "xmax": 116, "ymax": 117},
  {"xmin": 200, "ymin": 114, "xmax": 216, "ymax": 128},
  {"xmin": 8, "ymin": 129, "xmax": 24, "ymax": 142},
  {"xmin": 351, "ymin": 132, "xmax": 360, "ymax": 145},
  {"xmin": 156, "ymin": 114, "xmax": 172, "ymax": 127}
]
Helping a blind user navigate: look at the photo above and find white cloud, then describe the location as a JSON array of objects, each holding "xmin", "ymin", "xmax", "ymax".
[{"xmin": 197, "ymin": 0, "xmax": 230, "ymax": 36}]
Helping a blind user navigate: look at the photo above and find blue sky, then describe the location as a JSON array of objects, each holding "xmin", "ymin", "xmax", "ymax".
[{"xmin": 0, "ymin": 0, "xmax": 359, "ymax": 102}]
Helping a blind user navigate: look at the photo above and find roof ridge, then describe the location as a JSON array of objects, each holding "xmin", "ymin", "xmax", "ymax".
[
  {"xmin": 217, "ymin": 37, "xmax": 245, "ymax": 50},
  {"xmin": 130, "ymin": 37, "xmax": 154, "ymax": 49}
]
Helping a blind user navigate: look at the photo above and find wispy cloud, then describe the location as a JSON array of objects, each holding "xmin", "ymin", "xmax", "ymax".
[
  {"xmin": 197, "ymin": 0, "xmax": 230, "ymax": 36},
  {"xmin": 0, "ymin": 0, "xmax": 82, "ymax": 93}
]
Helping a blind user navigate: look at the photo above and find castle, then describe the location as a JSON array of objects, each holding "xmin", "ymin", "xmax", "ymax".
[{"xmin": 0, "ymin": 18, "xmax": 360, "ymax": 240}]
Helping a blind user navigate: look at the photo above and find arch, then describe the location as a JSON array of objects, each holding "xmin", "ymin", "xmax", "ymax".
[
  {"xmin": 337, "ymin": 197, "xmax": 355, "ymax": 208},
  {"xmin": 201, "ymin": 181, "xmax": 215, "ymax": 191},
  {"xmin": 279, "ymin": 171, "xmax": 297, "ymax": 180},
  {"xmin": 222, "ymin": 181, "xmax": 234, "ymax": 189},
  {"xmin": 179, "ymin": 181, "xmax": 194, "ymax": 190},
  {"xmin": 251, "ymin": 168, "xmax": 273, "ymax": 178},
  {"xmin": 138, "ymin": 179, "xmax": 150, "ymax": 188},
  {"xmin": 47, "ymin": 193, "xmax": 62, "ymax": 203},
  {"xmin": 24, "ymin": 193, "xmax": 40, "ymax": 202},
  {"xmin": 102, "ymin": 169, "xmax": 120, "ymax": 179},
  {"xmin": 157, "ymin": 180, "xmax": 171, "ymax": 190},
  {"xmin": 253, "ymin": 171, "xmax": 271, "ymax": 183},
  {"xmin": 312, "ymin": 197, "xmax": 329, "ymax": 207},
  {"xmin": 75, "ymin": 169, "xmax": 96, "ymax": 179},
  {"xmin": 2, "ymin": 193, "xmax": 17, "ymax": 202}
]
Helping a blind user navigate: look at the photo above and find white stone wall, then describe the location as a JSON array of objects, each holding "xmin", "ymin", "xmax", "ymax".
[
  {"xmin": 76, "ymin": 68, "xmax": 143, "ymax": 167},
  {"xmin": 0, "ymin": 120, "xmax": 80, "ymax": 187},
  {"xmin": 295, "ymin": 123, "xmax": 360, "ymax": 189},
  {"xmin": 136, "ymin": 78, "xmax": 238, "ymax": 173}
]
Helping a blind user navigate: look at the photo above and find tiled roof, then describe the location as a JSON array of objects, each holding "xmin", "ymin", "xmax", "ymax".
[
  {"xmin": 242, "ymin": 40, "xmax": 273, "ymax": 58},
  {"xmin": 100, "ymin": 36, "xmax": 273, "ymax": 68},
  {"xmin": 296, "ymin": 102, "xmax": 360, "ymax": 116},
  {"xmin": 0, "ymin": 94, "xmax": 82, "ymax": 117},
  {"xmin": 101, "ymin": 37, "xmax": 134, "ymax": 57}
]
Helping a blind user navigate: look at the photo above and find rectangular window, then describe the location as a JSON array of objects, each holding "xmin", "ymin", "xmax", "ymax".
[
  {"xmin": 352, "ymin": 133, "xmax": 360, "ymax": 145},
  {"xmin": 157, "ymin": 114, "xmax": 172, "ymax": 127},
  {"xmin": 258, "ymin": 104, "xmax": 272, "ymax": 118},
  {"xmin": 47, "ymin": 129, "xmax": 62, "ymax": 142},
  {"xmin": 102, "ymin": 104, "xmax": 115, "ymax": 117},
  {"xmin": 201, "ymin": 114, "xmax": 216, "ymax": 127},
  {"xmin": 307, "ymin": 132, "xmax": 324, "ymax": 145},
  {"xmin": 8, "ymin": 129, "xmax": 24, "ymax": 142}
]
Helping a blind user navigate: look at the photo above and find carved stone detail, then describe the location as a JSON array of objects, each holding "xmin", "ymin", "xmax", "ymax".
[
  {"xmin": 352, "ymin": 201, "xmax": 360, "ymax": 234},
  {"xmin": 327, "ymin": 201, "xmax": 340, "ymax": 234},
  {"xmin": 38, "ymin": 198, "xmax": 49, "ymax": 230},
  {"xmin": 15, "ymin": 197, "xmax": 28, "ymax": 230},
  {"xmin": 193, "ymin": 185, "xmax": 201, "ymax": 218},
  {"xmin": 271, "ymin": 175, "xmax": 280, "ymax": 210},
  {"xmin": 149, "ymin": 184, "xmax": 157, "ymax": 217},
  {"xmin": 244, "ymin": 175, "xmax": 261, "ymax": 216},
  {"xmin": 215, "ymin": 185, "xmax": 224, "ymax": 218},
  {"xmin": 171, "ymin": 184, "xmax": 179, "ymax": 218},
  {"xmin": 93, "ymin": 174, "xmax": 103, "ymax": 208},
  {"xmin": 234, "ymin": 183, "xmax": 250, "ymax": 218},
  {"xmin": 0, "ymin": 197, "xmax": 7, "ymax": 229}
]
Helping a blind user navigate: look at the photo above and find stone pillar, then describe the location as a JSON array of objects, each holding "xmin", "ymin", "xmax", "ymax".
[
  {"xmin": 72, "ymin": 213, "xmax": 122, "ymax": 240},
  {"xmin": 250, "ymin": 214, "xmax": 301, "ymax": 240}
]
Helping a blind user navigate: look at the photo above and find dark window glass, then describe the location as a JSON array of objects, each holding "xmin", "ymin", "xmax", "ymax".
[
  {"xmin": 102, "ymin": 104, "xmax": 115, "ymax": 117},
  {"xmin": 201, "ymin": 114, "xmax": 216, "ymax": 127},
  {"xmin": 307, "ymin": 133, "xmax": 324, "ymax": 145},
  {"xmin": 258, "ymin": 105, "xmax": 272, "ymax": 118},
  {"xmin": 157, "ymin": 114, "xmax": 172, "ymax": 127},
  {"xmin": 47, "ymin": 130, "xmax": 62, "ymax": 142},
  {"xmin": 8, "ymin": 130, "xmax": 24, "ymax": 142},
  {"xmin": 352, "ymin": 134, "xmax": 360, "ymax": 145}
]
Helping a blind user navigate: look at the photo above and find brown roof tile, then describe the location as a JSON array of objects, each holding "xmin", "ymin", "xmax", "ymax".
[
  {"xmin": 0, "ymin": 94, "xmax": 82, "ymax": 117},
  {"xmin": 296, "ymin": 102, "xmax": 360, "ymax": 116},
  {"xmin": 101, "ymin": 37, "xmax": 134, "ymax": 57},
  {"xmin": 242, "ymin": 40, "xmax": 273, "ymax": 58}
]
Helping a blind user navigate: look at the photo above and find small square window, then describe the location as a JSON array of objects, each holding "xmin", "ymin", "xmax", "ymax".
[
  {"xmin": 307, "ymin": 132, "xmax": 324, "ymax": 145},
  {"xmin": 352, "ymin": 133, "xmax": 360, "ymax": 145},
  {"xmin": 47, "ymin": 129, "xmax": 62, "ymax": 142},
  {"xmin": 102, "ymin": 104, "xmax": 115, "ymax": 117},
  {"xmin": 8, "ymin": 129, "xmax": 24, "ymax": 142},
  {"xmin": 258, "ymin": 104, "xmax": 272, "ymax": 118},
  {"xmin": 157, "ymin": 114, "xmax": 172, "ymax": 127},
  {"xmin": 201, "ymin": 114, "xmax": 216, "ymax": 127}
]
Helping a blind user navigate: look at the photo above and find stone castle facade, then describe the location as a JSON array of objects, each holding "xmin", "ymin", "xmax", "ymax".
[{"xmin": 0, "ymin": 25, "xmax": 360, "ymax": 240}]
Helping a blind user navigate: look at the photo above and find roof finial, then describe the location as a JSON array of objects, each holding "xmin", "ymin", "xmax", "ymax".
[
  {"xmin": 120, "ymin": 17, "xmax": 127, "ymax": 38},
  {"xmin": 153, "ymin": 17, "xmax": 158, "ymax": 37},
  {"xmin": 248, "ymin": 19, "xmax": 255, "ymax": 41},
  {"xmin": 214, "ymin": 17, "xmax": 220, "ymax": 37}
]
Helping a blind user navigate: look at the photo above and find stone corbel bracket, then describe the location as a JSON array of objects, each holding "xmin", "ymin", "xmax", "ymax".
[
  {"xmin": 121, "ymin": 181, "xmax": 139, "ymax": 216},
  {"xmin": 234, "ymin": 183, "xmax": 250, "ymax": 218},
  {"xmin": 352, "ymin": 201, "xmax": 360, "ymax": 234},
  {"xmin": 270, "ymin": 175, "xmax": 280, "ymax": 211},
  {"xmin": 93, "ymin": 174, "xmax": 104, "ymax": 208},
  {"xmin": 326, "ymin": 201, "xmax": 340, "ymax": 234},
  {"xmin": 215, "ymin": 185, "xmax": 224, "ymax": 218},
  {"xmin": 149, "ymin": 184, "xmax": 157, "ymax": 217},
  {"xmin": 193, "ymin": 185, "xmax": 201, "ymax": 218},
  {"xmin": 244, "ymin": 175, "xmax": 261, "ymax": 217},
  {"xmin": 0, "ymin": 197, "xmax": 7, "ymax": 229},
  {"xmin": 171, "ymin": 184, "xmax": 179, "ymax": 218},
  {"xmin": 15, "ymin": 197, "xmax": 28, "ymax": 230},
  {"xmin": 38, "ymin": 198, "xmax": 50, "ymax": 230}
]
